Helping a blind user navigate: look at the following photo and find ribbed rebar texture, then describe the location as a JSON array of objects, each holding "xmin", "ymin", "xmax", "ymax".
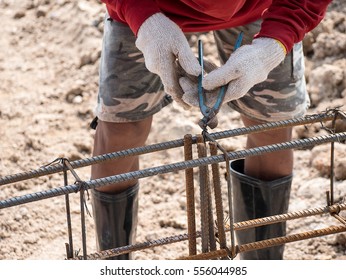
[
  {"xmin": 232, "ymin": 203, "xmax": 346, "ymax": 231},
  {"xmin": 1, "ymin": 131, "xmax": 346, "ymax": 209},
  {"xmin": 73, "ymin": 231, "xmax": 202, "ymax": 260},
  {"xmin": 178, "ymin": 225, "xmax": 346, "ymax": 260},
  {"xmin": 238, "ymin": 225, "xmax": 346, "ymax": 254},
  {"xmin": 0, "ymin": 112, "xmax": 336, "ymax": 186},
  {"xmin": 209, "ymin": 142, "xmax": 227, "ymax": 251}
]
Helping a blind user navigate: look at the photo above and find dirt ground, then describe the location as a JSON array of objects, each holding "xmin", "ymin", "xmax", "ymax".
[{"xmin": 0, "ymin": 0, "xmax": 346, "ymax": 260}]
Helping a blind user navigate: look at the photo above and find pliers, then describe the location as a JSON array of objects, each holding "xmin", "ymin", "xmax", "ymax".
[{"xmin": 197, "ymin": 32, "xmax": 243, "ymax": 130}]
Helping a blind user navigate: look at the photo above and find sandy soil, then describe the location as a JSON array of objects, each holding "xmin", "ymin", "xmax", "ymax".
[{"xmin": 0, "ymin": 0, "xmax": 346, "ymax": 260}]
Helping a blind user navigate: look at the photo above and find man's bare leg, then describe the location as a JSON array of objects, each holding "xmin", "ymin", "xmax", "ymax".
[
  {"xmin": 241, "ymin": 115, "xmax": 293, "ymax": 181},
  {"xmin": 91, "ymin": 117, "xmax": 153, "ymax": 193}
]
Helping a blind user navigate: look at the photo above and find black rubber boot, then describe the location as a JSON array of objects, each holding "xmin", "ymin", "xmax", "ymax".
[
  {"xmin": 230, "ymin": 159, "xmax": 292, "ymax": 260},
  {"xmin": 91, "ymin": 183, "xmax": 139, "ymax": 260}
]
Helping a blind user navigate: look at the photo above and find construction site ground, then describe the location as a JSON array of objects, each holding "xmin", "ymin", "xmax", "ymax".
[{"xmin": 0, "ymin": 0, "xmax": 346, "ymax": 260}]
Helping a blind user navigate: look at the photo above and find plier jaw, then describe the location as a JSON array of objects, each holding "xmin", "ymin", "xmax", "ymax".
[
  {"xmin": 197, "ymin": 40, "xmax": 225, "ymax": 130},
  {"xmin": 197, "ymin": 32, "xmax": 243, "ymax": 130}
]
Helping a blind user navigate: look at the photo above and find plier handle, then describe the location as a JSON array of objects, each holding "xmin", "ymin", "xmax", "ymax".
[{"xmin": 197, "ymin": 32, "xmax": 243, "ymax": 130}]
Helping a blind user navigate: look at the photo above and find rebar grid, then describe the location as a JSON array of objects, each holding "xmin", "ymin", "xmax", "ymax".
[
  {"xmin": 1, "ymin": 130, "xmax": 346, "ymax": 210},
  {"xmin": 70, "ymin": 202, "xmax": 346, "ymax": 259},
  {"xmin": 0, "ymin": 110, "xmax": 345, "ymax": 260},
  {"xmin": 73, "ymin": 231, "xmax": 203, "ymax": 260},
  {"xmin": 178, "ymin": 225, "xmax": 346, "ymax": 260},
  {"xmin": 231, "ymin": 203, "xmax": 346, "ymax": 231},
  {"xmin": 0, "ymin": 111, "xmax": 337, "ymax": 187}
]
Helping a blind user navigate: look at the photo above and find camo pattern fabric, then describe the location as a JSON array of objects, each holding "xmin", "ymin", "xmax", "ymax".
[
  {"xmin": 214, "ymin": 20, "xmax": 309, "ymax": 122},
  {"xmin": 96, "ymin": 15, "xmax": 309, "ymax": 123},
  {"xmin": 96, "ymin": 15, "xmax": 172, "ymax": 122}
]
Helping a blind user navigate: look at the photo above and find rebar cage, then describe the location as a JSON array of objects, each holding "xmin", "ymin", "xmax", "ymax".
[{"xmin": 1, "ymin": 109, "xmax": 346, "ymax": 260}]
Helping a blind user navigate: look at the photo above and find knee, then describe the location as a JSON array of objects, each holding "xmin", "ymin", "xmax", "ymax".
[
  {"xmin": 95, "ymin": 117, "xmax": 153, "ymax": 148},
  {"xmin": 241, "ymin": 115, "xmax": 292, "ymax": 148},
  {"xmin": 247, "ymin": 127, "xmax": 292, "ymax": 149}
]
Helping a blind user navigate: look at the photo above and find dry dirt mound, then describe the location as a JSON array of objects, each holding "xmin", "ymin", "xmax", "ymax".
[{"xmin": 0, "ymin": 0, "xmax": 345, "ymax": 260}]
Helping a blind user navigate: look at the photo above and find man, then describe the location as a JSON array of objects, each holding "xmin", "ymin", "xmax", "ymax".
[{"xmin": 90, "ymin": 0, "xmax": 331, "ymax": 259}]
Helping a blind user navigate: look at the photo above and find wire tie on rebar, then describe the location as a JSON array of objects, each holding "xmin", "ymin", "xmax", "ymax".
[
  {"xmin": 40, "ymin": 157, "xmax": 66, "ymax": 168},
  {"xmin": 223, "ymin": 246, "xmax": 236, "ymax": 260},
  {"xmin": 337, "ymin": 109, "xmax": 346, "ymax": 120},
  {"xmin": 62, "ymin": 159, "xmax": 91, "ymax": 207},
  {"xmin": 41, "ymin": 157, "xmax": 92, "ymax": 214},
  {"xmin": 328, "ymin": 204, "xmax": 341, "ymax": 215},
  {"xmin": 75, "ymin": 180, "xmax": 91, "ymax": 217},
  {"xmin": 58, "ymin": 159, "xmax": 91, "ymax": 214},
  {"xmin": 318, "ymin": 107, "xmax": 343, "ymax": 135},
  {"xmin": 75, "ymin": 180, "xmax": 88, "ymax": 195}
]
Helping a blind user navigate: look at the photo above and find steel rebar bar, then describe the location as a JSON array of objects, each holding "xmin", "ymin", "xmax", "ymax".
[
  {"xmin": 209, "ymin": 142, "xmax": 227, "ymax": 251},
  {"xmin": 1, "ymin": 131, "xmax": 346, "ymax": 209},
  {"xmin": 63, "ymin": 161, "xmax": 74, "ymax": 259},
  {"xmin": 178, "ymin": 225, "xmax": 346, "ymax": 260},
  {"xmin": 183, "ymin": 134, "xmax": 197, "ymax": 255},
  {"xmin": 0, "ymin": 112, "xmax": 337, "ymax": 186},
  {"xmin": 73, "ymin": 231, "xmax": 202, "ymax": 260},
  {"xmin": 231, "ymin": 203, "xmax": 346, "ymax": 231},
  {"xmin": 197, "ymin": 136, "xmax": 211, "ymax": 253}
]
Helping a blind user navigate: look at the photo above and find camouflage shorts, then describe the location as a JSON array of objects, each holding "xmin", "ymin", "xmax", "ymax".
[{"xmin": 96, "ymin": 15, "xmax": 309, "ymax": 123}]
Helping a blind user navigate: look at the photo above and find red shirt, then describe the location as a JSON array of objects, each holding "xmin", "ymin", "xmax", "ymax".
[{"xmin": 102, "ymin": 0, "xmax": 331, "ymax": 52}]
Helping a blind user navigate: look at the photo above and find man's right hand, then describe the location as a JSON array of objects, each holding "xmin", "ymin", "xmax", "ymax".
[{"xmin": 135, "ymin": 13, "xmax": 201, "ymax": 109}]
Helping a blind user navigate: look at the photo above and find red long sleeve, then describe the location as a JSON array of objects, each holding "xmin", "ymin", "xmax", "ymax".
[
  {"xmin": 102, "ymin": 0, "xmax": 161, "ymax": 35},
  {"xmin": 256, "ymin": 0, "xmax": 332, "ymax": 52},
  {"xmin": 103, "ymin": 0, "xmax": 332, "ymax": 51}
]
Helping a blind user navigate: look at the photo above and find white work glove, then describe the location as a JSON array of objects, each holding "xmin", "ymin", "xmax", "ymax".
[
  {"xmin": 180, "ymin": 60, "xmax": 220, "ymax": 128},
  {"xmin": 135, "ymin": 13, "xmax": 201, "ymax": 109},
  {"xmin": 181, "ymin": 38, "xmax": 286, "ymax": 107},
  {"xmin": 180, "ymin": 60, "xmax": 219, "ymax": 108}
]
